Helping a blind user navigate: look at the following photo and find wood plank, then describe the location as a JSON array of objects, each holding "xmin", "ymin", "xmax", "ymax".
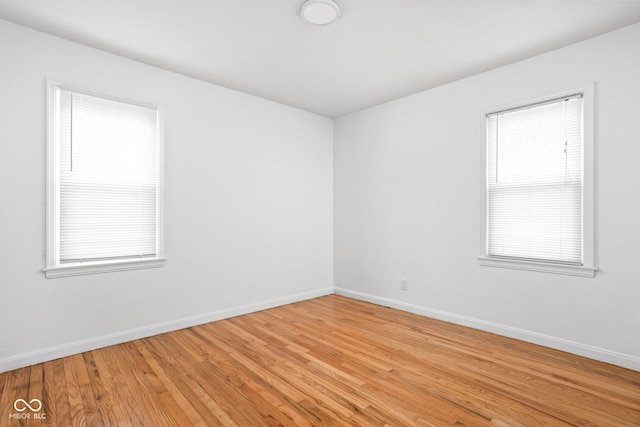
[
  {"xmin": 107, "ymin": 342, "xmax": 180, "ymax": 427},
  {"xmin": 25, "ymin": 363, "xmax": 44, "ymax": 427},
  {"xmin": 50, "ymin": 359, "xmax": 72, "ymax": 427},
  {"xmin": 41, "ymin": 361, "xmax": 57, "ymax": 427},
  {"xmin": 131, "ymin": 338, "xmax": 214, "ymax": 427},
  {"xmin": 148, "ymin": 334, "xmax": 248, "ymax": 426},
  {"xmin": 81, "ymin": 351, "xmax": 119, "ymax": 426},
  {"xmin": 88, "ymin": 348, "xmax": 136, "ymax": 426},
  {"xmin": 0, "ymin": 295, "xmax": 639, "ymax": 426},
  {"xmin": 0, "ymin": 368, "xmax": 22, "ymax": 424},
  {"xmin": 62, "ymin": 355, "xmax": 87, "ymax": 426}
]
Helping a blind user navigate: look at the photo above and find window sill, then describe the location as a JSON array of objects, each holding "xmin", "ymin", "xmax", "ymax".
[
  {"xmin": 478, "ymin": 256, "xmax": 596, "ymax": 278},
  {"xmin": 44, "ymin": 257, "xmax": 166, "ymax": 279}
]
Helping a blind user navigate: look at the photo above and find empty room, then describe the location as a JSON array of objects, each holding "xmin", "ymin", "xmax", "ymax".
[{"xmin": 1, "ymin": 0, "xmax": 639, "ymax": 425}]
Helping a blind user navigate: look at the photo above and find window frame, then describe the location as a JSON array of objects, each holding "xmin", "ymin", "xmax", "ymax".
[
  {"xmin": 478, "ymin": 83, "xmax": 596, "ymax": 277},
  {"xmin": 44, "ymin": 80, "xmax": 165, "ymax": 278}
]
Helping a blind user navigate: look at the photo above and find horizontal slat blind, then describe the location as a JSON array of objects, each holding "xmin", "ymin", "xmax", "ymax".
[
  {"xmin": 486, "ymin": 95, "xmax": 583, "ymax": 264},
  {"xmin": 59, "ymin": 90, "xmax": 158, "ymax": 262}
]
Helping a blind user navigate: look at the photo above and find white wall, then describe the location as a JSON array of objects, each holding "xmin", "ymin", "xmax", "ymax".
[
  {"xmin": 2, "ymin": 17, "xmax": 638, "ymax": 374},
  {"xmin": 334, "ymin": 24, "xmax": 640, "ymax": 370},
  {"xmin": 0, "ymin": 19, "xmax": 333, "ymax": 372}
]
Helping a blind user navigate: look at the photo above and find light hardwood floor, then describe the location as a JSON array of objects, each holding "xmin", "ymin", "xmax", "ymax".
[{"xmin": 1, "ymin": 295, "xmax": 639, "ymax": 426}]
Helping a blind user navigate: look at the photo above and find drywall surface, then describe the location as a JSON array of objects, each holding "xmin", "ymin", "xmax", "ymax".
[
  {"xmin": 0, "ymin": 19, "xmax": 333, "ymax": 371},
  {"xmin": 334, "ymin": 24, "xmax": 640, "ymax": 369}
]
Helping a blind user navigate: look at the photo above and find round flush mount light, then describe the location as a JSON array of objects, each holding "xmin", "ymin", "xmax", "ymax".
[{"xmin": 301, "ymin": 0, "xmax": 341, "ymax": 25}]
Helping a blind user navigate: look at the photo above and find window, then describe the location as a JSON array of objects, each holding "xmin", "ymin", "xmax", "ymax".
[
  {"xmin": 45, "ymin": 81, "xmax": 164, "ymax": 278},
  {"xmin": 479, "ymin": 84, "xmax": 596, "ymax": 277}
]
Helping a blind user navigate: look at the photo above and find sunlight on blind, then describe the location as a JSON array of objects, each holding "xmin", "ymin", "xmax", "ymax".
[
  {"xmin": 486, "ymin": 96, "xmax": 583, "ymax": 264},
  {"xmin": 58, "ymin": 90, "xmax": 158, "ymax": 262}
]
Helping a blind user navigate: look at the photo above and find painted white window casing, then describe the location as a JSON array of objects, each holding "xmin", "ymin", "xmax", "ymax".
[
  {"xmin": 479, "ymin": 83, "xmax": 596, "ymax": 277},
  {"xmin": 45, "ymin": 81, "xmax": 165, "ymax": 278}
]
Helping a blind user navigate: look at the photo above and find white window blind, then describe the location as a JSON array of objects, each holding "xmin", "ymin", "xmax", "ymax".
[
  {"xmin": 57, "ymin": 89, "xmax": 159, "ymax": 263},
  {"xmin": 486, "ymin": 95, "xmax": 583, "ymax": 265}
]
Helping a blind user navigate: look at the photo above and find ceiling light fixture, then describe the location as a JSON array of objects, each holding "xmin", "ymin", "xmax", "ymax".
[{"xmin": 300, "ymin": 0, "xmax": 341, "ymax": 25}]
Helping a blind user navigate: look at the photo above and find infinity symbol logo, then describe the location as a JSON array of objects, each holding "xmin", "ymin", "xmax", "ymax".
[{"xmin": 14, "ymin": 399, "xmax": 42, "ymax": 412}]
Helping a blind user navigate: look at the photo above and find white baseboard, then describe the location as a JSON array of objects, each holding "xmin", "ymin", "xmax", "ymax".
[
  {"xmin": 0, "ymin": 287, "xmax": 333, "ymax": 374},
  {"xmin": 334, "ymin": 287, "xmax": 640, "ymax": 372},
  {"xmin": 4, "ymin": 286, "xmax": 638, "ymax": 374}
]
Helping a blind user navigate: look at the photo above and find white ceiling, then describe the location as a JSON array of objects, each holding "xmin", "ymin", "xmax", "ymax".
[{"xmin": 1, "ymin": 1, "xmax": 640, "ymax": 117}]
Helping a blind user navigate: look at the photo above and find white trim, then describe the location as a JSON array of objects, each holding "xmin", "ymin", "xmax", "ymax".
[
  {"xmin": 334, "ymin": 288, "xmax": 640, "ymax": 372},
  {"xmin": 46, "ymin": 80, "xmax": 159, "ymax": 109},
  {"xmin": 479, "ymin": 82, "xmax": 596, "ymax": 277},
  {"xmin": 477, "ymin": 256, "xmax": 596, "ymax": 278},
  {"xmin": 44, "ymin": 80, "xmax": 165, "ymax": 278},
  {"xmin": 43, "ymin": 257, "xmax": 166, "ymax": 278},
  {"xmin": 3, "ymin": 287, "xmax": 637, "ymax": 373},
  {"xmin": 45, "ymin": 80, "xmax": 61, "ymax": 270},
  {"xmin": 0, "ymin": 287, "xmax": 333, "ymax": 373},
  {"xmin": 156, "ymin": 107, "xmax": 165, "ymax": 261},
  {"xmin": 582, "ymin": 82, "xmax": 596, "ymax": 270}
]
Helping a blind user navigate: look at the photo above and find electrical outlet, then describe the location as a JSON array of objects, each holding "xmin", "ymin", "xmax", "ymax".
[{"xmin": 401, "ymin": 279, "xmax": 409, "ymax": 291}]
